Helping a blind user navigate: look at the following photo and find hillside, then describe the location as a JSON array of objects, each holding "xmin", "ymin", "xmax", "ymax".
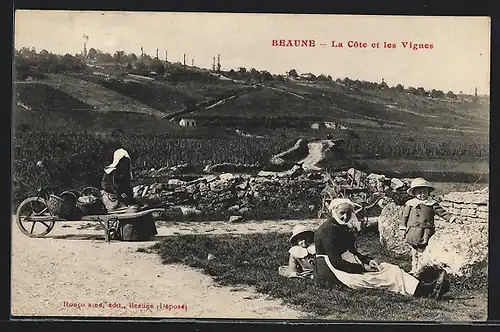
[{"xmin": 12, "ymin": 68, "xmax": 489, "ymax": 132}]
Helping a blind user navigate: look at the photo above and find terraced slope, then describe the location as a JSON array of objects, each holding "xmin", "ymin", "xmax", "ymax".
[{"xmin": 35, "ymin": 74, "xmax": 167, "ymax": 117}]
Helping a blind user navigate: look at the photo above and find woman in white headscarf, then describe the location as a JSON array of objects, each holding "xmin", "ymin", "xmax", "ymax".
[
  {"xmin": 313, "ymin": 198, "xmax": 449, "ymax": 299},
  {"xmin": 101, "ymin": 148, "xmax": 138, "ymax": 212}
]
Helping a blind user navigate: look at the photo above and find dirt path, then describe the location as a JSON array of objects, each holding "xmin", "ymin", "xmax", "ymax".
[{"xmin": 11, "ymin": 218, "xmax": 320, "ymax": 319}]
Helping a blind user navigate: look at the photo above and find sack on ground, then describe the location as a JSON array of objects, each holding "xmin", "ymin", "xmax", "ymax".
[{"xmin": 118, "ymin": 215, "xmax": 158, "ymax": 241}]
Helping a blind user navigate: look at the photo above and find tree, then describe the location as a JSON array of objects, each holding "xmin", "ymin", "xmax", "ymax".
[
  {"xmin": 317, "ymin": 74, "xmax": 329, "ymax": 82},
  {"xmin": 113, "ymin": 50, "xmax": 126, "ymax": 64},
  {"xmin": 99, "ymin": 53, "xmax": 114, "ymax": 63},
  {"xmin": 446, "ymin": 90, "xmax": 457, "ymax": 99},
  {"xmin": 126, "ymin": 53, "xmax": 137, "ymax": 63},
  {"xmin": 87, "ymin": 48, "xmax": 98, "ymax": 60},
  {"xmin": 288, "ymin": 69, "xmax": 299, "ymax": 77},
  {"xmin": 148, "ymin": 58, "xmax": 165, "ymax": 74},
  {"xmin": 406, "ymin": 86, "xmax": 418, "ymax": 95},
  {"xmin": 260, "ymin": 70, "xmax": 273, "ymax": 81},
  {"xmin": 395, "ymin": 84, "xmax": 404, "ymax": 92},
  {"xmin": 379, "ymin": 81, "xmax": 389, "ymax": 89},
  {"xmin": 237, "ymin": 67, "xmax": 247, "ymax": 76},
  {"xmin": 430, "ymin": 89, "xmax": 445, "ymax": 98},
  {"xmin": 353, "ymin": 80, "xmax": 363, "ymax": 90},
  {"xmin": 135, "ymin": 61, "xmax": 146, "ymax": 71},
  {"xmin": 416, "ymin": 87, "xmax": 426, "ymax": 96}
]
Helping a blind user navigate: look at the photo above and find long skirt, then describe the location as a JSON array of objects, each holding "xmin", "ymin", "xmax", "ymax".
[{"xmin": 315, "ymin": 254, "xmax": 420, "ymax": 296}]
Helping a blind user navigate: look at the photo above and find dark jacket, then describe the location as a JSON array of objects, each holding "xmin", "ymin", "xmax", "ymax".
[
  {"xmin": 401, "ymin": 198, "xmax": 456, "ymax": 246},
  {"xmin": 314, "ymin": 218, "xmax": 372, "ymax": 274},
  {"xmin": 101, "ymin": 170, "xmax": 135, "ymax": 205}
]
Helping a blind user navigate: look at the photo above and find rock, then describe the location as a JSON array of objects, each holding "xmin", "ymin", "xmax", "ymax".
[
  {"xmin": 219, "ymin": 173, "xmax": 235, "ymax": 181},
  {"xmin": 443, "ymin": 192, "xmax": 488, "ymax": 205},
  {"xmin": 229, "ymin": 215, "xmax": 244, "ymax": 223},
  {"xmin": 418, "ymin": 221, "xmax": 488, "ymax": 278},
  {"xmin": 257, "ymin": 165, "xmax": 303, "ymax": 178},
  {"xmin": 477, "ymin": 205, "xmax": 489, "ymax": 212},
  {"xmin": 377, "ymin": 202, "xmax": 409, "ymax": 255},
  {"xmin": 204, "ymin": 163, "xmax": 262, "ymax": 174},
  {"xmin": 168, "ymin": 179, "xmax": 186, "ymax": 187},
  {"xmin": 207, "ymin": 253, "xmax": 216, "ymax": 260},
  {"xmin": 180, "ymin": 206, "xmax": 202, "ymax": 216},
  {"xmin": 236, "ymin": 181, "xmax": 249, "ymax": 190},
  {"xmin": 160, "ymin": 206, "xmax": 184, "ymax": 221},
  {"xmin": 228, "ymin": 205, "xmax": 240, "ymax": 214},
  {"xmin": 390, "ymin": 178, "xmax": 405, "ymax": 190},
  {"xmin": 239, "ymin": 207, "xmax": 252, "ymax": 216}
]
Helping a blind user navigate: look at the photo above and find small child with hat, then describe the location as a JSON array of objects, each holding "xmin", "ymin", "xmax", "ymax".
[
  {"xmin": 400, "ymin": 177, "xmax": 461, "ymax": 275},
  {"xmin": 278, "ymin": 225, "xmax": 316, "ymax": 279}
]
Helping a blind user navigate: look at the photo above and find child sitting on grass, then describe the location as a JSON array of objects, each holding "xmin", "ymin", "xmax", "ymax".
[
  {"xmin": 278, "ymin": 225, "xmax": 316, "ymax": 279},
  {"xmin": 400, "ymin": 177, "xmax": 462, "ymax": 276}
]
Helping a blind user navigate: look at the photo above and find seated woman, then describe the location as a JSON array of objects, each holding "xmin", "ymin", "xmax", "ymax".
[
  {"xmin": 279, "ymin": 225, "xmax": 316, "ymax": 279},
  {"xmin": 314, "ymin": 198, "xmax": 450, "ymax": 300},
  {"xmin": 101, "ymin": 148, "xmax": 157, "ymax": 240}
]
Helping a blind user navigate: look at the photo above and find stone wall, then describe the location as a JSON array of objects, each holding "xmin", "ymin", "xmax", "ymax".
[
  {"xmin": 378, "ymin": 188, "xmax": 488, "ymax": 277},
  {"xmin": 135, "ymin": 172, "xmax": 325, "ymax": 221},
  {"xmin": 134, "ymin": 165, "xmax": 414, "ymax": 222}
]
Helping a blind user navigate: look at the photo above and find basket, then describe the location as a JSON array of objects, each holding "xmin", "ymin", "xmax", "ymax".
[
  {"xmin": 47, "ymin": 194, "xmax": 74, "ymax": 218},
  {"xmin": 77, "ymin": 195, "xmax": 106, "ymax": 215}
]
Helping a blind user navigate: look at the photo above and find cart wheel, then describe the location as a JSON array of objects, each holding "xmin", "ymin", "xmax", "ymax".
[
  {"xmin": 80, "ymin": 187, "xmax": 101, "ymax": 198},
  {"xmin": 16, "ymin": 197, "xmax": 56, "ymax": 238}
]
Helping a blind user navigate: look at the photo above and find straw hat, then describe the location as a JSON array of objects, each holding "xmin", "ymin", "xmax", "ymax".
[
  {"xmin": 407, "ymin": 177, "xmax": 435, "ymax": 196},
  {"xmin": 289, "ymin": 225, "xmax": 314, "ymax": 243}
]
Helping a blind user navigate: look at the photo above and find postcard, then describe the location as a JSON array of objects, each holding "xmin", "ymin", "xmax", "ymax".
[{"xmin": 11, "ymin": 10, "xmax": 490, "ymax": 321}]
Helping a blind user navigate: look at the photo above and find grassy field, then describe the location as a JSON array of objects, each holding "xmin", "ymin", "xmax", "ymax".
[{"xmin": 143, "ymin": 232, "xmax": 487, "ymax": 320}]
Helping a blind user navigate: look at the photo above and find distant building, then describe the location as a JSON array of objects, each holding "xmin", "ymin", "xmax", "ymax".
[{"xmin": 179, "ymin": 118, "xmax": 197, "ymax": 127}]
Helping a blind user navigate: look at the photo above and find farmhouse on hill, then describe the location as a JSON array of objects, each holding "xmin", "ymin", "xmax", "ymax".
[{"xmin": 179, "ymin": 118, "xmax": 197, "ymax": 127}]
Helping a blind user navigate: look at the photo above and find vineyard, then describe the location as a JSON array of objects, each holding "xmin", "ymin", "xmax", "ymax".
[
  {"xmin": 72, "ymin": 73, "xmax": 250, "ymax": 115},
  {"xmin": 14, "ymin": 83, "xmax": 94, "ymax": 111},
  {"xmin": 12, "ymin": 129, "xmax": 488, "ymax": 207}
]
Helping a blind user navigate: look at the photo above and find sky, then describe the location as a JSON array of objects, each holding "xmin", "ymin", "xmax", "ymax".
[{"xmin": 14, "ymin": 10, "xmax": 491, "ymax": 94}]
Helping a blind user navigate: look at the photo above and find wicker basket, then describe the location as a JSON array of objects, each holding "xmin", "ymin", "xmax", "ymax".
[
  {"xmin": 47, "ymin": 194, "xmax": 74, "ymax": 218},
  {"xmin": 77, "ymin": 195, "xmax": 106, "ymax": 215}
]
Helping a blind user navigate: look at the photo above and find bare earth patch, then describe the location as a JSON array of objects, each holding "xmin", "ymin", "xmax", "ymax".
[{"xmin": 11, "ymin": 218, "xmax": 313, "ymax": 319}]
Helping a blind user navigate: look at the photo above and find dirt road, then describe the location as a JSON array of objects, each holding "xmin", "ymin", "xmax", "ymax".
[{"xmin": 11, "ymin": 218, "xmax": 318, "ymax": 319}]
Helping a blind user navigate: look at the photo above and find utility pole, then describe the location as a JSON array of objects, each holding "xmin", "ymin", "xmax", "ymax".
[
  {"xmin": 217, "ymin": 54, "xmax": 221, "ymax": 72},
  {"xmin": 156, "ymin": 48, "xmax": 159, "ymax": 59},
  {"xmin": 183, "ymin": 53, "xmax": 186, "ymax": 67},
  {"xmin": 141, "ymin": 47, "xmax": 144, "ymax": 62}
]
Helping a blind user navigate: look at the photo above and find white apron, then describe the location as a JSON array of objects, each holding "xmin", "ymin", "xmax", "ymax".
[{"xmin": 316, "ymin": 253, "xmax": 420, "ymax": 296}]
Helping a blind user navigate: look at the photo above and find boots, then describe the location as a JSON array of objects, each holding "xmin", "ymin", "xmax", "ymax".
[{"xmin": 413, "ymin": 270, "xmax": 449, "ymax": 300}]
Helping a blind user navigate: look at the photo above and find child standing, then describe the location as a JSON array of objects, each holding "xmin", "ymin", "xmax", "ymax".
[
  {"xmin": 278, "ymin": 225, "xmax": 316, "ymax": 279},
  {"xmin": 400, "ymin": 178, "xmax": 461, "ymax": 275}
]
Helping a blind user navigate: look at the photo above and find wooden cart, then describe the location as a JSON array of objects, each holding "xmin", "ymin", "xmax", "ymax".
[{"xmin": 15, "ymin": 187, "xmax": 165, "ymax": 242}]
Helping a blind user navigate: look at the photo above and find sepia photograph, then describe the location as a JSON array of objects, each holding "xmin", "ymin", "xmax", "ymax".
[{"xmin": 11, "ymin": 10, "xmax": 490, "ymax": 321}]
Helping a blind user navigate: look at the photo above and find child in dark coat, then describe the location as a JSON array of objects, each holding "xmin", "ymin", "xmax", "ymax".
[{"xmin": 400, "ymin": 178, "xmax": 461, "ymax": 275}]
